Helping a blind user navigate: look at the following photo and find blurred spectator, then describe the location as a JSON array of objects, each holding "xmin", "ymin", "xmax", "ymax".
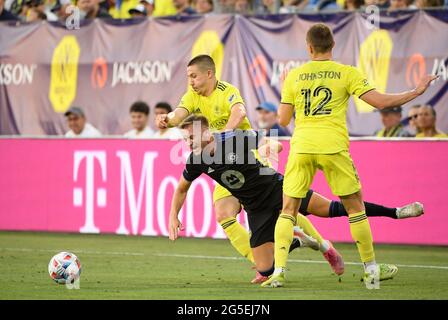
[
  {"xmin": 77, "ymin": 0, "xmax": 112, "ymax": 19},
  {"xmin": 255, "ymin": 0, "xmax": 276, "ymax": 14},
  {"xmin": 128, "ymin": 3, "xmax": 147, "ymax": 16},
  {"xmin": 152, "ymin": 0, "xmax": 177, "ymax": 16},
  {"xmin": 415, "ymin": 0, "xmax": 444, "ymax": 7},
  {"xmin": 173, "ymin": 0, "xmax": 196, "ymax": 14},
  {"xmin": 364, "ymin": 0, "xmax": 390, "ymax": 8},
  {"xmin": 217, "ymin": 0, "xmax": 236, "ymax": 13},
  {"xmin": 279, "ymin": 0, "xmax": 305, "ymax": 13},
  {"xmin": 140, "ymin": 0, "xmax": 155, "ymax": 15},
  {"xmin": 406, "ymin": 104, "xmax": 421, "ymax": 135},
  {"xmin": 375, "ymin": 106, "xmax": 413, "ymax": 137},
  {"xmin": 256, "ymin": 102, "xmax": 290, "ymax": 137},
  {"xmin": 109, "ymin": 0, "xmax": 141, "ymax": 19},
  {"xmin": 234, "ymin": 0, "xmax": 252, "ymax": 13},
  {"xmin": 153, "ymin": 102, "xmax": 183, "ymax": 139},
  {"xmin": 344, "ymin": 0, "xmax": 363, "ymax": 10},
  {"xmin": 300, "ymin": 0, "xmax": 340, "ymax": 12},
  {"xmin": 378, "ymin": 0, "xmax": 390, "ymax": 8},
  {"xmin": 64, "ymin": 107, "xmax": 102, "ymax": 138},
  {"xmin": 416, "ymin": 105, "xmax": 447, "ymax": 138},
  {"xmin": 124, "ymin": 101, "xmax": 154, "ymax": 138},
  {"xmin": 388, "ymin": 0, "xmax": 409, "ymax": 10},
  {"xmin": 26, "ymin": 6, "xmax": 46, "ymax": 21},
  {"xmin": 0, "ymin": 0, "xmax": 18, "ymax": 20},
  {"xmin": 11, "ymin": 0, "xmax": 45, "ymax": 22},
  {"xmin": 194, "ymin": 0, "xmax": 213, "ymax": 13},
  {"xmin": 99, "ymin": 0, "xmax": 110, "ymax": 10},
  {"xmin": 50, "ymin": 0, "xmax": 73, "ymax": 21}
]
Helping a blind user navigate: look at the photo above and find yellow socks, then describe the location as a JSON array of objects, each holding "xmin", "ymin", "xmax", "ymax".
[
  {"xmin": 296, "ymin": 214, "xmax": 324, "ymax": 244},
  {"xmin": 220, "ymin": 217, "xmax": 254, "ymax": 263},
  {"xmin": 348, "ymin": 211, "xmax": 375, "ymax": 263},
  {"xmin": 274, "ymin": 214, "xmax": 296, "ymax": 269}
]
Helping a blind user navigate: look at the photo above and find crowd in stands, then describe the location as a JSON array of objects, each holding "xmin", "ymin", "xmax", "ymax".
[
  {"xmin": 1, "ymin": 0, "xmax": 446, "ymax": 138},
  {"xmin": 374, "ymin": 104, "xmax": 447, "ymax": 138},
  {"xmin": 61, "ymin": 100, "xmax": 447, "ymax": 139},
  {"xmin": 63, "ymin": 101, "xmax": 185, "ymax": 139},
  {"xmin": 1, "ymin": 0, "xmax": 447, "ymax": 22}
]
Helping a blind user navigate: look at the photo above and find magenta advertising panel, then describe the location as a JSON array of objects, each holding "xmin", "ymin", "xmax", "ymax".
[{"xmin": 0, "ymin": 139, "xmax": 447, "ymax": 245}]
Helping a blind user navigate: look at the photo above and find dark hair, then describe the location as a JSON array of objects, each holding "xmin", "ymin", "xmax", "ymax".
[
  {"xmin": 155, "ymin": 102, "xmax": 172, "ymax": 113},
  {"xmin": 343, "ymin": 0, "xmax": 364, "ymax": 9},
  {"xmin": 30, "ymin": 8, "xmax": 47, "ymax": 20},
  {"xmin": 187, "ymin": 55, "xmax": 216, "ymax": 74},
  {"xmin": 421, "ymin": 105, "xmax": 436, "ymax": 117},
  {"xmin": 179, "ymin": 114, "xmax": 209, "ymax": 129},
  {"xmin": 129, "ymin": 101, "xmax": 150, "ymax": 115},
  {"xmin": 306, "ymin": 23, "xmax": 335, "ymax": 54}
]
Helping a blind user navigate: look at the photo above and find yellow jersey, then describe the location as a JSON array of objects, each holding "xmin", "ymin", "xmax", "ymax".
[
  {"xmin": 153, "ymin": 0, "xmax": 177, "ymax": 17},
  {"xmin": 416, "ymin": 132, "xmax": 448, "ymax": 138},
  {"xmin": 179, "ymin": 81, "xmax": 252, "ymax": 132},
  {"xmin": 282, "ymin": 60, "xmax": 375, "ymax": 154},
  {"xmin": 109, "ymin": 0, "xmax": 140, "ymax": 19}
]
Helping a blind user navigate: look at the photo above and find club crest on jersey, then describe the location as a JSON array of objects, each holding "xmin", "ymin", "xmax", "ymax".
[
  {"xmin": 214, "ymin": 105, "xmax": 220, "ymax": 115},
  {"xmin": 228, "ymin": 94, "xmax": 235, "ymax": 103},
  {"xmin": 221, "ymin": 170, "xmax": 245, "ymax": 189}
]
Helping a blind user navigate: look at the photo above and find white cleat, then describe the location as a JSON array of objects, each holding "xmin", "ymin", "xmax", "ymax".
[
  {"xmin": 363, "ymin": 265, "xmax": 380, "ymax": 290},
  {"xmin": 396, "ymin": 202, "xmax": 424, "ymax": 219},
  {"xmin": 293, "ymin": 226, "xmax": 320, "ymax": 251}
]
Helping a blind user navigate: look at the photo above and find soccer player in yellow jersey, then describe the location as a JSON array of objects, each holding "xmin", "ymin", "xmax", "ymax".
[
  {"xmin": 158, "ymin": 55, "xmax": 342, "ymax": 280},
  {"xmin": 262, "ymin": 24, "xmax": 438, "ymax": 289},
  {"xmin": 156, "ymin": 55, "xmax": 258, "ymax": 265}
]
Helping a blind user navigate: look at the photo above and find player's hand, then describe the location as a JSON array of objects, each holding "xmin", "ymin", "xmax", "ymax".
[
  {"xmin": 258, "ymin": 143, "xmax": 279, "ymax": 165},
  {"xmin": 169, "ymin": 215, "xmax": 184, "ymax": 241},
  {"xmin": 156, "ymin": 114, "xmax": 169, "ymax": 129},
  {"xmin": 415, "ymin": 75, "xmax": 439, "ymax": 95}
]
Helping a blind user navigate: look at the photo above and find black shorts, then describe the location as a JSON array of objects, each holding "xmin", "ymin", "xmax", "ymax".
[
  {"xmin": 299, "ymin": 189, "xmax": 314, "ymax": 216},
  {"xmin": 245, "ymin": 188, "xmax": 315, "ymax": 248}
]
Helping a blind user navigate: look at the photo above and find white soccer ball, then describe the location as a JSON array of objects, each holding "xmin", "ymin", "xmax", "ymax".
[{"xmin": 48, "ymin": 252, "xmax": 82, "ymax": 284}]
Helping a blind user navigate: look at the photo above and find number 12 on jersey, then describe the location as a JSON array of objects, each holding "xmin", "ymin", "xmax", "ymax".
[{"xmin": 301, "ymin": 86, "xmax": 333, "ymax": 116}]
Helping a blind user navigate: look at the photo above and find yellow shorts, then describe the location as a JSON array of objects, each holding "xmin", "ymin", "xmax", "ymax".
[
  {"xmin": 213, "ymin": 184, "xmax": 233, "ymax": 203},
  {"xmin": 283, "ymin": 151, "xmax": 361, "ymax": 198}
]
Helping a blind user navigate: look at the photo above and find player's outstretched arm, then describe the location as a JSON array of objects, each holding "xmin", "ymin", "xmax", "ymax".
[
  {"xmin": 156, "ymin": 107, "xmax": 189, "ymax": 129},
  {"xmin": 278, "ymin": 103, "xmax": 294, "ymax": 127},
  {"xmin": 360, "ymin": 75, "xmax": 438, "ymax": 110},
  {"xmin": 169, "ymin": 176, "xmax": 192, "ymax": 241},
  {"xmin": 225, "ymin": 103, "xmax": 247, "ymax": 130}
]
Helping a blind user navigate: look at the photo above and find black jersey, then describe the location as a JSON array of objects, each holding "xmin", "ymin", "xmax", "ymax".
[{"xmin": 183, "ymin": 130, "xmax": 284, "ymax": 212}]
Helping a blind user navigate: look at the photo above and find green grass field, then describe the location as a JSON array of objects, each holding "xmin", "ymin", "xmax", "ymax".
[{"xmin": 1, "ymin": 231, "xmax": 448, "ymax": 300}]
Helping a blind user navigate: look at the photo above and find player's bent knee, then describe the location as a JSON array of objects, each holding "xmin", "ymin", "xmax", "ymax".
[
  {"xmin": 340, "ymin": 192, "xmax": 365, "ymax": 214},
  {"xmin": 214, "ymin": 209, "xmax": 237, "ymax": 223},
  {"xmin": 282, "ymin": 197, "xmax": 301, "ymax": 216},
  {"xmin": 214, "ymin": 196, "xmax": 241, "ymax": 223}
]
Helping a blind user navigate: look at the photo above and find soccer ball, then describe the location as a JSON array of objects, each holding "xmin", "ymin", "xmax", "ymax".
[{"xmin": 48, "ymin": 252, "xmax": 82, "ymax": 284}]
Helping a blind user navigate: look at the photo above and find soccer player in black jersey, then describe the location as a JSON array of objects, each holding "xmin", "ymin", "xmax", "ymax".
[{"xmin": 168, "ymin": 115, "xmax": 423, "ymax": 283}]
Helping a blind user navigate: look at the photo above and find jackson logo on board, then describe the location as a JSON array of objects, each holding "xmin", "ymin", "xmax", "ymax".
[
  {"xmin": 91, "ymin": 57, "xmax": 108, "ymax": 89},
  {"xmin": 406, "ymin": 53, "xmax": 426, "ymax": 89}
]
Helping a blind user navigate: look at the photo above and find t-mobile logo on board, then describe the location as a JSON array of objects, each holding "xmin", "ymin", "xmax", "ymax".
[{"xmin": 73, "ymin": 151, "xmax": 107, "ymax": 234}]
